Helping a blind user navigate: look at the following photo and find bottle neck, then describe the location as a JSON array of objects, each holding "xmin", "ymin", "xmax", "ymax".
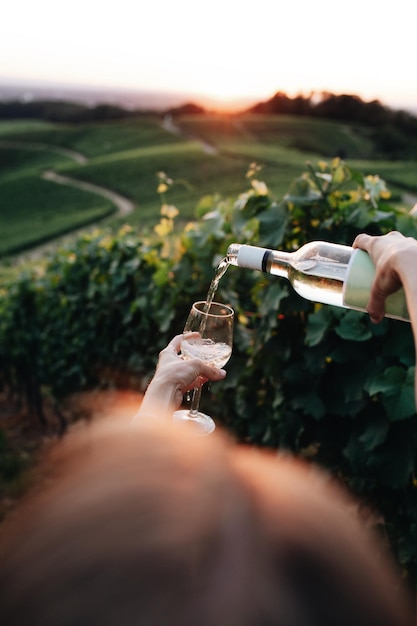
[
  {"xmin": 266, "ymin": 249, "xmax": 291, "ymax": 278},
  {"xmin": 227, "ymin": 244, "xmax": 291, "ymax": 277}
]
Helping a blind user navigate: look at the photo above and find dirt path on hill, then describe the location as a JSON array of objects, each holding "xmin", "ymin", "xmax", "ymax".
[
  {"xmin": 0, "ymin": 139, "xmax": 88, "ymax": 164},
  {"xmin": 1, "ymin": 138, "xmax": 134, "ymax": 217},
  {"xmin": 1, "ymin": 137, "xmax": 136, "ymax": 261},
  {"xmin": 42, "ymin": 170, "xmax": 135, "ymax": 217},
  {"xmin": 1, "ymin": 137, "xmax": 134, "ymax": 216},
  {"xmin": 161, "ymin": 114, "xmax": 218, "ymax": 155},
  {"xmin": 9, "ymin": 171, "xmax": 135, "ymax": 262},
  {"xmin": 14, "ymin": 171, "xmax": 135, "ymax": 260}
]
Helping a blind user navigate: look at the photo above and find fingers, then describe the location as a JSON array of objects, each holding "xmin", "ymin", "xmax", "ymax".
[
  {"xmin": 163, "ymin": 332, "xmax": 201, "ymax": 356},
  {"xmin": 351, "ymin": 232, "xmax": 404, "ymax": 324},
  {"xmin": 179, "ymin": 358, "xmax": 225, "ymax": 388},
  {"xmin": 366, "ymin": 293, "xmax": 386, "ymax": 325},
  {"xmin": 353, "ymin": 231, "xmax": 404, "ymax": 254},
  {"xmin": 195, "ymin": 360, "xmax": 226, "ymax": 381},
  {"xmin": 156, "ymin": 337, "xmax": 227, "ymax": 396},
  {"xmin": 165, "ymin": 334, "xmax": 185, "ymax": 354},
  {"xmin": 352, "ymin": 233, "xmax": 373, "ymax": 251},
  {"xmin": 351, "ymin": 235, "xmax": 380, "ymax": 322},
  {"xmin": 158, "ymin": 334, "xmax": 188, "ymax": 364},
  {"xmin": 182, "ymin": 375, "xmax": 208, "ymax": 393}
]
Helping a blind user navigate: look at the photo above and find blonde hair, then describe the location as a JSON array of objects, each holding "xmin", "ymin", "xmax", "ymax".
[{"xmin": 0, "ymin": 419, "xmax": 412, "ymax": 626}]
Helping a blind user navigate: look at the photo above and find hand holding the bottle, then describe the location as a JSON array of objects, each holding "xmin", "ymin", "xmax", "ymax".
[
  {"xmin": 353, "ymin": 231, "xmax": 417, "ymax": 324},
  {"xmin": 133, "ymin": 334, "xmax": 226, "ymax": 423},
  {"xmin": 353, "ymin": 231, "xmax": 417, "ymax": 411}
]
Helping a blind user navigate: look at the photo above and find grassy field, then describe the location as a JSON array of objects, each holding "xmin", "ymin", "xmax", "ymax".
[
  {"xmin": 0, "ymin": 114, "xmax": 416, "ymax": 260},
  {"xmin": 176, "ymin": 114, "xmax": 377, "ymax": 159}
]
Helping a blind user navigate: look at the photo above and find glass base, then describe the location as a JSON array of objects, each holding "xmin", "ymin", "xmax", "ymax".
[{"xmin": 172, "ymin": 410, "xmax": 216, "ymax": 436}]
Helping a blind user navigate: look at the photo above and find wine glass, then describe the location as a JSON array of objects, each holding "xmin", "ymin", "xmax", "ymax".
[{"xmin": 173, "ymin": 301, "xmax": 234, "ymax": 435}]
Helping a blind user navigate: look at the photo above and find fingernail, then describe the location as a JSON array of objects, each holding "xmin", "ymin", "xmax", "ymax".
[{"xmin": 219, "ymin": 369, "xmax": 226, "ymax": 377}]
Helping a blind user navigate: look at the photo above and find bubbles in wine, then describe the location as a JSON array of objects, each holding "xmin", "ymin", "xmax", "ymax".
[{"xmin": 182, "ymin": 337, "xmax": 232, "ymax": 369}]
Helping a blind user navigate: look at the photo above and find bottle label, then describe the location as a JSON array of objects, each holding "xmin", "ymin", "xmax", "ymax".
[{"xmin": 343, "ymin": 249, "xmax": 410, "ymax": 322}]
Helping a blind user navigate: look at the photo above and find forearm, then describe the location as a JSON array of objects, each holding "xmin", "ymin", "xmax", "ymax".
[
  {"xmin": 396, "ymin": 268, "xmax": 417, "ymax": 326},
  {"xmin": 133, "ymin": 375, "xmax": 182, "ymax": 423},
  {"xmin": 353, "ymin": 232, "xmax": 417, "ymax": 408},
  {"xmin": 392, "ymin": 253, "xmax": 417, "ymax": 405}
]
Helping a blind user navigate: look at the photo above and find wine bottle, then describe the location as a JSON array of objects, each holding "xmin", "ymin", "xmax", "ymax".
[{"xmin": 226, "ymin": 241, "xmax": 410, "ymax": 322}]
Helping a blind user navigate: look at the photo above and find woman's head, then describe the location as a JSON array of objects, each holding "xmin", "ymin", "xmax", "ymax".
[{"xmin": 0, "ymin": 419, "xmax": 412, "ymax": 626}]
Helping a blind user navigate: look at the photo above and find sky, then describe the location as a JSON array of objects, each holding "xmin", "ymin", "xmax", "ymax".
[{"xmin": 1, "ymin": 0, "xmax": 417, "ymax": 112}]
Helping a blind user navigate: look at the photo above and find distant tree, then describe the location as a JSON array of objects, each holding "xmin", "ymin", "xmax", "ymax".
[
  {"xmin": 291, "ymin": 94, "xmax": 313, "ymax": 115},
  {"xmin": 312, "ymin": 93, "xmax": 366, "ymax": 122},
  {"xmin": 166, "ymin": 102, "xmax": 206, "ymax": 116},
  {"xmin": 0, "ymin": 99, "xmax": 133, "ymax": 123},
  {"xmin": 249, "ymin": 91, "xmax": 296, "ymax": 114},
  {"xmin": 91, "ymin": 104, "xmax": 133, "ymax": 121}
]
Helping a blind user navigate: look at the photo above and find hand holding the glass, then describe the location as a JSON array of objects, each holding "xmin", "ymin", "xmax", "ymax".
[
  {"xmin": 172, "ymin": 301, "xmax": 234, "ymax": 434},
  {"xmin": 134, "ymin": 301, "xmax": 233, "ymax": 434},
  {"xmin": 133, "ymin": 322, "xmax": 230, "ymax": 427}
]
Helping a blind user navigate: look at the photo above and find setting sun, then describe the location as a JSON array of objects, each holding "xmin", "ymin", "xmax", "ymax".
[{"xmin": 1, "ymin": 0, "xmax": 417, "ymax": 113}]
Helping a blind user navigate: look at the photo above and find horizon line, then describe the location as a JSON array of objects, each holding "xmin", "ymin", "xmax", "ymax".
[{"xmin": 0, "ymin": 76, "xmax": 416, "ymax": 116}]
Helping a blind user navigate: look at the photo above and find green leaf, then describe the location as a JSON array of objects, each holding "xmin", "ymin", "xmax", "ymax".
[
  {"xmin": 381, "ymin": 322, "xmax": 414, "ymax": 367},
  {"xmin": 371, "ymin": 209, "xmax": 394, "ymax": 224},
  {"xmin": 257, "ymin": 202, "xmax": 288, "ymax": 247},
  {"xmin": 258, "ymin": 283, "xmax": 288, "ymax": 318},
  {"xmin": 343, "ymin": 435, "xmax": 369, "ymax": 473},
  {"xmin": 398, "ymin": 523, "xmax": 417, "ymax": 564},
  {"xmin": 395, "ymin": 212, "xmax": 417, "ymax": 237},
  {"xmin": 366, "ymin": 420, "xmax": 416, "ymax": 488},
  {"xmin": 358, "ymin": 413, "xmax": 390, "ymax": 451},
  {"xmin": 346, "ymin": 204, "xmax": 373, "ymax": 229},
  {"xmin": 195, "ymin": 194, "xmax": 216, "ymax": 218},
  {"xmin": 305, "ymin": 307, "xmax": 332, "ymax": 346},
  {"xmin": 367, "ymin": 366, "xmax": 405, "ymax": 395},
  {"xmin": 367, "ymin": 366, "xmax": 416, "ymax": 421},
  {"xmin": 291, "ymin": 390, "xmax": 326, "ymax": 419},
  {"xmin": 284, "ymin": 175, "xmax": 321, "ymax": 204},
  {"xmin": 335, "ymin": 310, "xmax": 372, "ymax": 341}
]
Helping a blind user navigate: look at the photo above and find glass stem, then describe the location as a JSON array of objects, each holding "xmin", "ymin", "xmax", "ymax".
[{"xmin": 189, "ymin": 386, "xmax": 203, "ymax": 417}]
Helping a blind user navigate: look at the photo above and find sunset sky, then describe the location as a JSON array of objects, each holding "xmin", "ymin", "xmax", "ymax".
[{"xmin": 1, "ymin": 0, "xmax": 417, "ymax": 112}]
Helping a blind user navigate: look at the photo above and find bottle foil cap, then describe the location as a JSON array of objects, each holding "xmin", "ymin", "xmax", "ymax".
[{"xmin": 237, "ymin": 245, "xmax": 271, "ymax": 271}]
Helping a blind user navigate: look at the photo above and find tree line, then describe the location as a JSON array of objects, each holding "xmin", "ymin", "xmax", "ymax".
[
  {"xmin": 1, "ymin": 91, "xmax": 417, "ymax": 158},
  {"xmin": 246, "ymin": 91, "xmax": 417, "ymax": 159}
]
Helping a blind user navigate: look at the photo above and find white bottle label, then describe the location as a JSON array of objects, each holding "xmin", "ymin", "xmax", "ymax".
[{"xmin": 343, "ymin": 249, "xmax": 409, "ymax": 322}]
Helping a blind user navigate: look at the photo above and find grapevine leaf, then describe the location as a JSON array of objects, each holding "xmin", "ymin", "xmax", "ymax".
[
  {"xmin": 257, "ymin": 202, "xmax": 288, "ymax": 247},
  {"xmin": 366, "ymin": 366, "xmax": 416, "ymax": 421},
  {"xmin": 358, "ymin": 414, "xmax": 390, "ymax": 451},
  {"xmin": 258, "ymin": 283, "xmax": 288, "ymax": 318},
  {"xmin": 305, "ymin": 308, "xmax": 332, "ymax": 346},
  {"xmin": 291, "ymin": 390, "xmax": 326, "ymax": 419},
  {"xmin": 335, "ymin": 311, "xmax": 372, "ymax": 341},
  {"xmin": 366, "ymin": 420, "xmax": 417, "ymax": 488},
  {"xmin": 367, "ymin": 366, "xmax": 405, "ymax": 395}
]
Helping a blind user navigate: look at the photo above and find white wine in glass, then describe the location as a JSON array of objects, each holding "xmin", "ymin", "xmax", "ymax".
[{"xmin": 173, "ymin": 301, "xmax": 234, "ymax": 435}]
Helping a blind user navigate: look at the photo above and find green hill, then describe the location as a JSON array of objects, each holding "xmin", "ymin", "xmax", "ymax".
[{"xmin": 0, "ymin": 112, "xmax": 416, "ymax": 259}]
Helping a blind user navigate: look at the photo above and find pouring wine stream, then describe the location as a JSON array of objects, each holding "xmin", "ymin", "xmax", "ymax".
[
  {"xmin": 181, "ymin": 257, "xmax": 231, "ymax": 413},
  {"xmin": 200, "ymin": 257, "xmax": 230, "ymax": 328}
]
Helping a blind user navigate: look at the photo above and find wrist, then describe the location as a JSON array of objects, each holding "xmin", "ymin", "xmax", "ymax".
[
  {"xmin": 135, "ymin": 375, "xmax": 181, "ymax": 422},
  {"xmin": 395, "ymin": 253, "xmax": 417, "ymax": 282}
]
